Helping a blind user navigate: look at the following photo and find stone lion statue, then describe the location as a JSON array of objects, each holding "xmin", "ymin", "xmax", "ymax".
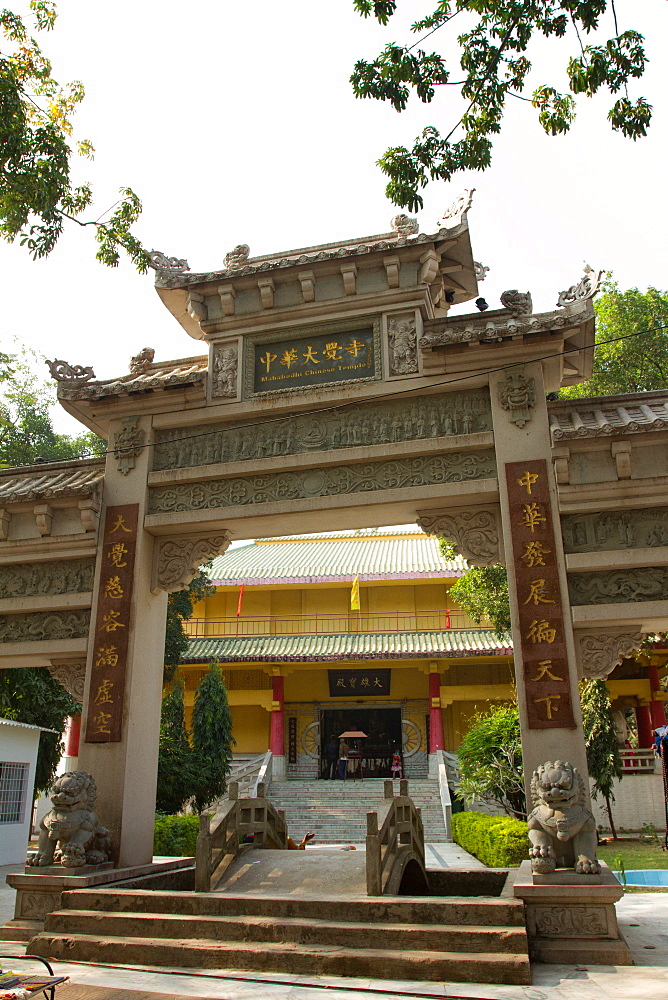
[
  {"xmin": 27, "ymin": 771, "xmax": 111, "ymax": 869},
  {"xmin": 528, "ymin": 760, "xmax": 601, "ymax": 875}
]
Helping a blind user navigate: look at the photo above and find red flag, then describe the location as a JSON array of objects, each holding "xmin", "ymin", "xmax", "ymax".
[
  {"xmin": 445, "ymin": 609, "xmax": 451, "ymax": 629},
  {"xmin": 236, "ymin": 584, "xmax": 245, "ymax": 617}
]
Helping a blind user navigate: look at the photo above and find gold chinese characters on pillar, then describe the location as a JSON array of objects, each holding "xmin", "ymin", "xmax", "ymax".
[
  {"xmin": 506, "ymin": 460, "xmax": 576, "ymax": 730},
  {"xmin": 84, "ymin": 504, "xmax": 139, "ymax": 743}
]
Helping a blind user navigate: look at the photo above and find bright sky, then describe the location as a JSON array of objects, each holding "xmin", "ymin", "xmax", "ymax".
[{"xmin": 1, "ymin": 0, "xmax": 666, "ymax": 434}]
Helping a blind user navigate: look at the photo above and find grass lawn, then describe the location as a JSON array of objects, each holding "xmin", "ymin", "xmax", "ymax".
[{"xmin": 597, "ymin": 837, "xmax": 668, "ymax": 891}]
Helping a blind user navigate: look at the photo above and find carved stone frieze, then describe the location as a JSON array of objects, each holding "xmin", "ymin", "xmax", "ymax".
[
  {"xmin": 417, "ymin": 507, "xmax": 500, "ymax": 566},
  {"xmin": 0, "ymin": 559, "xmax": 94, "ymax": 599},
  {"xmin": 575, "ymin": 630, "xmax": 643, "ymax": 680},
  {"xmin": 47, "ymin": 661, "xmax": 86, "ymax": 702},
  {"xmin": 152, "ymin": 534, "xmax": 231, "ymax": 594},
  {"xmin": 568, "ymin": 568, "xmax": 668, "ymax": 605},
  {"xmin": 497, "ymin": 370, "xmax": 536, "ymax": 428},
  {"xmin": 20, "ymin": 892, "xmax": 53, "ymax": 919},
  {"xmin": 153, "ymin": 389, "xmax": 491, "ymax": 471},
  {"xmin": 211, "ymin": 343, "xmax": 239, "ymax": 398},
  {"xmin": 0, "ymin": 610, "xmax": 90, "ymax": 643},
  {"xmin": 532, "ymin": 905, "xmax": 609, "ymax": 937},
  {"xmin": 113, "ymin": 417, "xmax": 145, "ymax": 475},
  {"xmin": 388, "ymin": 315, "xmax": 418, "ymax": 376},
  {"xmin": 562, "ymin": 507, "xmax": 668, "ymax": 553},
  {"xmin": 149, "ymin": 451, "xmax": 496, "ymax": 514}
]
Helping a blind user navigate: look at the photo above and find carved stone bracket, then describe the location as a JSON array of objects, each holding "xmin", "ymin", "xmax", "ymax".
[
  {"xmin": 47, "ymin": 661, "xmax": 86, "ymax": 702},
  {"xmin": 417, "ymin": 506, "xmax": 501, "ymax": 566},
  {"xmin": 113, "ymin": 417, "xmax": 145, "ymax": 475},
  {"xmin": 152, "ymin": 533, "xmax": 231, "ymax": 594},
  {"xmin": 575, "ymin": 629, "xmax": 644, "ymax": 680},
  {"xmin": 0, "ymin": 508, "xmax": 10, "ymax": 540},
  {"xmin": 34, "ymin": 503, "xmax": 54, "ymax": 536}
]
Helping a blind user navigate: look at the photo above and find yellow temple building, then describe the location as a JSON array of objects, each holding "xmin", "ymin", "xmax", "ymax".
[{"xmin": 180, "ymin": 527, "xmax": 516, "ymax": 779}]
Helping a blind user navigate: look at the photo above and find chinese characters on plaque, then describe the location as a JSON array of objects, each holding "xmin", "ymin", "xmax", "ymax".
[
  {"xmin": 84, "ymin": 504, "xmax": 139, "ymax": 743},
  {"xmin": 328, "ymin": 669, "xmax": 391, "ymax": 697},
  {"xmin": 505, "ymin": 460, "xmax": 576, "ymax": 730},
  {"xmin": 288, "ymin": 717, "xmax": 297, "ymax": 764},
  {"xmin": 253, "ymin": 328, "xmax": 375, "ymax": 393}
]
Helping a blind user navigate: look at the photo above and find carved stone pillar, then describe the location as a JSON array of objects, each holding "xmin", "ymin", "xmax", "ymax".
[
  {"xmin": 417, "ymin": 506, "xmax": 502, "ymax": 566},
  {"xmin": 574, "ymin": 629, "xmax": 643, "ymax": 680}
]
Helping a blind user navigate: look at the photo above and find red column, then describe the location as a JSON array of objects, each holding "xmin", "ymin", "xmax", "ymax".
[
  {"xmin": 429, "ymin": 670, "xmax": 444, "ymax": 752},
  {"xmin": 269, "ymin": 675, "xmax": 285, "ymax": 756},
  {"xmin": 65, "ymin": 714, "xmax": 81, "ymax": 758},
  {"xmin": 635, "ymin": 704, "xmax": 653, "ymax": 748},
  {"xmin": 649, "ymin": 665, "xmax": 667, "ymax": 729}
]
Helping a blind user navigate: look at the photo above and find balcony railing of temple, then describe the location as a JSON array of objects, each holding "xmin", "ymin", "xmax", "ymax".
[{"xmin": 185, "ymin": 611, "xmax": 489, "ymax": 638}]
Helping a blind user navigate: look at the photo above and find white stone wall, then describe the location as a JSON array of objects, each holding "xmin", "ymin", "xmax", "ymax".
[
  {"xmin": 0, "ymin": 722, "xmax": 40, "ymax": 865},
  {"xmin": 591, "ymin": 774, "xmax": 667, "ymax": 833}
]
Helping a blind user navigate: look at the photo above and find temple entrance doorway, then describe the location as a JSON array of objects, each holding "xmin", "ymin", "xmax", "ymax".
[{"xmin": 320, "ymin": 706, "xmax": 402, "ymax": 779}]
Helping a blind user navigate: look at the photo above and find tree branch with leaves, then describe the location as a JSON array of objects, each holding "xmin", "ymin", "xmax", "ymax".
[
  {"xmin": 0, "ymin": 2, "xmax": 149, "ymax": 267},
  {"xmin": 351, "ymin": 1, "xmax": 651, "ymax": 210}
]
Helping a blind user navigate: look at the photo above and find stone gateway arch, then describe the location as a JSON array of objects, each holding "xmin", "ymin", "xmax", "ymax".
[{"xmin": 1, "ymin": 197, "xmax": 667, "ymax": 887}]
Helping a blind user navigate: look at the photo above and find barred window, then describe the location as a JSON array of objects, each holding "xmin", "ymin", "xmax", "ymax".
[{"xmin": 0, "ymin": 761, "xmax": 30, "ymax": 824}]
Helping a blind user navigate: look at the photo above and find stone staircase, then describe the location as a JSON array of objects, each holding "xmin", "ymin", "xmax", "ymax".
[
  {"xmin": 29, "ymin": 887, "xmax": 531, "ymax": 985},
  {"xmin": 268, "ymin": 778, "xmax": 449, "ymax": 842}
]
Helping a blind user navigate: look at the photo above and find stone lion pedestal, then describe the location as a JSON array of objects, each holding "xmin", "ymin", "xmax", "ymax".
[{"xmin": 512, "ymin": 861, "xmax": 632, "ymax": 965}]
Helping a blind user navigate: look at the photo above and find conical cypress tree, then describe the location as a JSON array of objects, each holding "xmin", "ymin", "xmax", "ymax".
[
  {"xmin": 156, "ymin": 674, "xmax": 199, "ymax": 813},
  {"xmin": 191, "ymin": 661, "xmax": 235, "ymax": 812}
]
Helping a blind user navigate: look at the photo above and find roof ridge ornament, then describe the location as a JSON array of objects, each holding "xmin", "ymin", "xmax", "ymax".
[
  {"xmin": 557, "ymin": 264, "xmax": 604, "ymax": 308},
  {"xmin": 224, "ymin": 244, "xmax": 251, "ymax": 269},
  {"xmin": 474, "ymin": 261, "xmax": 489, "ymax": 282},
  {"xmin": 45, "ymin": 359, "xmax": 95, "ymax": 383},
  {"xmin": 437, "ymin": 188, "xmax": 475, "ymax": 229},
  {"xmin": 500, "ymin": 290, "xmax": 533, "ymax": 316},
  {"xmin": 390, "ymin": 214, "xmax": 419, "ymax": 239},
  {"xmin": 129, "ymin": 347, "xmax": 155, "ymax": 375},
  {"xmin": 149, "ymin": 250, "xmax": 190, "ymax": 273}
]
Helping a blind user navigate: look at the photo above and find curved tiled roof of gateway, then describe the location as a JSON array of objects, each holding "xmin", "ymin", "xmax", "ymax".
[{"xmin": 208, "ymin": 527, "xmax": 468, "ymax": 586}]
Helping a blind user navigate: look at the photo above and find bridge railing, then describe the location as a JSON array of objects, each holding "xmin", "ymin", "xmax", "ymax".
[
  {"xmin": 434, "ymin": 749, "xmax": 453, "ymax": 841},
  {"xmin": 225, "ymin": 752, "xmax": 272, "ymax": 798},
  {"xmin": 195, "ymin": 779, "xmax": 287, "ymax": 892},
  {"xmin": 366, "ymin": 779, "xmax": 425, "ymax": 896}
]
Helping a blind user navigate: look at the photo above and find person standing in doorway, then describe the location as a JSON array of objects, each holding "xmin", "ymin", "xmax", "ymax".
[
  {"xmin": 323, "ymin": 735, "xmax": 338, "ymax": 779},
  {"xmin": 338, "ymin": 738, "xmax": 349, "ymax": 780}
]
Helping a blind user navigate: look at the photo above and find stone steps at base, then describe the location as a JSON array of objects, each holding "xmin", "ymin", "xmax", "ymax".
[
  {"xmin": 29, "ymin": 933, "xmax": 530, "ymax": 985},
  {"xmin": 43, "ymin": 909, "xmax": 528, "ymax": 954}
]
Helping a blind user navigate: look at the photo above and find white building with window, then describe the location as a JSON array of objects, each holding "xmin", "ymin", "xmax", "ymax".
[{"xmin": 0, "ymin": 718, "xmax": 43, "ymax": 865}]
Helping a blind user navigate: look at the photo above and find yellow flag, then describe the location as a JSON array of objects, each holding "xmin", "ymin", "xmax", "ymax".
[{"xmin": 350, "ymin": 575, "xmax": 360, "ymax": 611}]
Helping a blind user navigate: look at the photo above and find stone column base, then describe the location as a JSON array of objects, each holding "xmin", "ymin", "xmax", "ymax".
[
  {"xmin": 272, "ymin": 755, "xmax": 286, "ymax": 780},
  {"xmin": 512, "ymin": 860, "xmax": 632, "ymax": 965},
  {"xmin": 2, "ymin": 858, "xmax": 193, "ymax": 941}
]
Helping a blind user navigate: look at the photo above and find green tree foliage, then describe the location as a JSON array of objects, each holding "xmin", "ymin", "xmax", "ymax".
[
  {"xmin": 351, "ymin": 2, "xmax": 651, "ymax": 209},
  {"xmin": 560, "ymin": 281, "xmax": 668, "ymax": 398},
  {"xmin": 457, "ymin": 703, "xmax": 526, "ymax": 819},
  {"xmin": 0, "ymin": 666, "xmax": 79, "ymax": 794},
  {"xmin": 156, "ymin": 662, "xmax": 235, "ymax": 814},
  {"xmin": 448, "ymin": 563, "xmax": 511, "ymax": 637},
  {"xmin": 156, "ymin": 676, "xmax": 201, "ymax": 814},
  {"xmin": 0, "ymin": 345, "xmax": 105, "ymax": 466},
  {"xmin": 191, "ymin": 661, "xmax": 235, "ymax": 812},
  {"xmin": 580, "ymin": 678, "xmax": 622, "ymax": 838},
  {"xmin": 163, "ymin": 567, "xmax": 216, "ymax": 682},
  {"xmin": 0, "ymin": 3, "xmax": 149, "ymax": 267}
]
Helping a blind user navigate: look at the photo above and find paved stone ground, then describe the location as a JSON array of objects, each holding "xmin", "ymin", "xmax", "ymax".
[{"xmin": 3, "ymin": 858, "xmax": 665, "ymax": 1000}]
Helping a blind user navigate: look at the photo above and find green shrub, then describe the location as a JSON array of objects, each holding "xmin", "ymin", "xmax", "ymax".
[
  {"xmin": 154, "ymin": 814, "xmax": 199, "ymax": 857},
  {"xmin": 452, "ymin": 811, "xmax": 529, "ymax": 867}
]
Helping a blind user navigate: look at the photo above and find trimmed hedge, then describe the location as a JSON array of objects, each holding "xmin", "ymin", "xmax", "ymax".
[
  {"xmin": 154, "ymin": 814, "xmax": 199, "ymax": 857},
  {"xmin": 452, "ymin": 811, "xmax": 529, "ymax": 867}
]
